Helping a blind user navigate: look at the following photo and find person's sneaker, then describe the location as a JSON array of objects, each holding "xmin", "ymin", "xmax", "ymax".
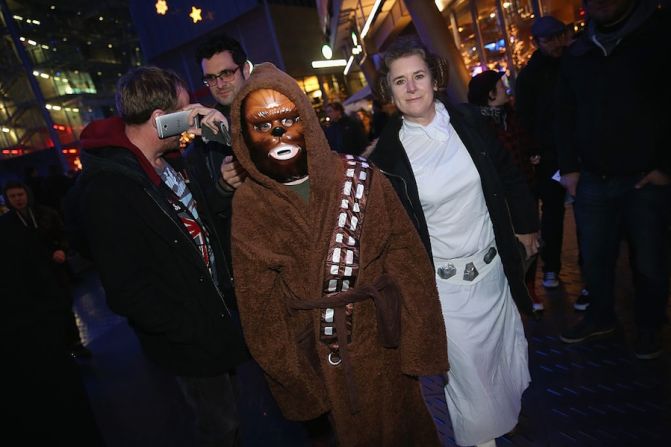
[
  {"xmin": 560, "ymin": 319, "xmax": 615, "ymax": 343},
  {"xmin": 635, "ymin": 330, "xmax": 663, "ymax": 360},
  {"xmin": 531, "ymin": 302, "xmax": 544, "ymax": 320},
  {"xmin": 574, "ymin": 288, "xmax": 590, "ymax": 311},
  {"xmin": 542, "ymin": 272, "xmax": 559, "ymax": 288}
]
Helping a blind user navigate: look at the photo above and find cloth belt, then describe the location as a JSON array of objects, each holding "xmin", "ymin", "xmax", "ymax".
[
  {"xmin": 434, "ymin": 242, "xmax": 498, "ymax": 286},
  {"xmin": 289, "ymin": 274, "xmax": 401, "ymax": 414}
]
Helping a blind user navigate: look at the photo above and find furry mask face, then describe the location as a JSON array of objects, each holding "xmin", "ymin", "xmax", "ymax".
[{"xmin": 242, "ymin": 89, "xmax": 307, "ymax": 183}]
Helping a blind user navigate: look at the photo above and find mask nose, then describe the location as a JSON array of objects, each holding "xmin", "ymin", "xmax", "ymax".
[{"xmin": 271, "ymin": 126, "xmax": 286, "ymax": 137}]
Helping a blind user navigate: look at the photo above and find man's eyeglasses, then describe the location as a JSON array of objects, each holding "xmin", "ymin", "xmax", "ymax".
[{"xmin": 202, "ymin": 66, "xmax": 240, "ymax": 86}]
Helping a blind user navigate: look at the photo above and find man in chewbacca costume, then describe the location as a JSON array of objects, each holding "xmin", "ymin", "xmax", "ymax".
[{"xmin": 230, "ymin": 62, "xmax": 448, "ymax": 446}]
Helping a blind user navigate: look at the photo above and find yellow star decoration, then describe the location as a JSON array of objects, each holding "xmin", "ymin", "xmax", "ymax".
[
  {"xmin": 189, "ymin": 6, "xmax": 202, "ymax": 23},
  {"xmin": 155, "ymin": 0, "xmax": 168, "ymax": 15}
]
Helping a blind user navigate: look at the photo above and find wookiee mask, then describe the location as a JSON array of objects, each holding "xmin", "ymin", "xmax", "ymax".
[{"xmin": 242, "ymin": 88, "xmax": 307, "ymax": 183}]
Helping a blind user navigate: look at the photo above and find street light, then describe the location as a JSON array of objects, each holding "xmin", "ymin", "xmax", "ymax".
[
  {"xmin": 321, "ymin": 44, "xmax": 332, "ymax": 60},
  {"xmin": 311, "ymin": 59, "xmax": 347, "ymax": 68}
]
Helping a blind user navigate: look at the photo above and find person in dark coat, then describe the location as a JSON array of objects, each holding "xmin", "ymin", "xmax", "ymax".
[
  {"xmin": 1, "ymin": 182, "xmax": 104, "ymax": 445},
  {"xmin": 2, "ymin": 181, "xmax": 91, "ymax": 358},
  {"xmin": 515, "ymin": 15, "xmax": 591, "ymax": 305},
  {"xmin": 467, "ymin": 69, "xmax": 542, "ymax": 313},
  {"xmin": 324, "ymin": 101, "xmax": 368, "ymax": 156},
  {"xmin": 370, "ymin": 37, "xmax": 538, "ymax": 447},
  {"xmin": 71, "ymin": 66, "xmax": 249, "ymax": 446},
  {"xmin": 556, "ymin": 0, "xmax": 671, "ymax": 360},
  {"xmin": 193, "ymin": 32, "xmax": 251, "ymax": 194},
  {"xmin": 370, "ymin": 99, "xmax": 390, "ymax": 140},
  {"xmin": 187, "ymin": 33, "xmax": 253, "ymax": 285}
]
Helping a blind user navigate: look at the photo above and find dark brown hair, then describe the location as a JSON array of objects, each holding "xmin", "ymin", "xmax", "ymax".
[
  {"xmin": 377, "ymin": 36, "xmax": 448, "ymax": 103},
  {"xmin": 115, "ymin": 66, "xmax": 188, "ymax": 125},
  {"xmin": 195, "ymin": 32, "xmax": 247, "ymax": 67}
]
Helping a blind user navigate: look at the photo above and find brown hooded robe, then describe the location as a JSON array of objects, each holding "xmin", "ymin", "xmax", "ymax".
[{"xmin": 230, "ymin": 63, "xmax": 448, "ymax": 446}]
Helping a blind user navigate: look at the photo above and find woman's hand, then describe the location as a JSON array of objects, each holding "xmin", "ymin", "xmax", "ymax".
[{"xmin": 515, "ymin": 232, "xmax": 540, "ymax": 259}]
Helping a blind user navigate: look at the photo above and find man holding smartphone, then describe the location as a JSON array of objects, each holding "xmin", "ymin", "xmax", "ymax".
[
  {"xmin": 191, "ymin": 33, "xmax": 319, "ymax": 443},
  {"xmin": 71, "ymin": 66, "xmax": 249, "ymax": 446},
  {"xmin": 194, "ymin": 32, "xmax": 251, "ymax": 192},
  {"xmin": 181, "ymin": 33, "xmax": 252, "ymax": 317}
]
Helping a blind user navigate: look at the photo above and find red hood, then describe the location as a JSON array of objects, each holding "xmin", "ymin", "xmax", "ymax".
[{"xmin": 80, "ymin": 116, "xmax": 161, "ymax": 185}]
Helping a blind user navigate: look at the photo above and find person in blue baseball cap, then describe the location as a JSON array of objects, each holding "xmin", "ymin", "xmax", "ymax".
[
  {"xmin": 515, "ymin": 15, "xmax": 582, "ymax": 303},
  {"xmin": 530, "ymin": 15, "xmax": 568, "ymax": 58}
]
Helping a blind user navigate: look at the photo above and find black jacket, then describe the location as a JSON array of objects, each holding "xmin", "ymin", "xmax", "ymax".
[
  {"xmin": 324, "ymin": 114, "xmax": 368, "ymax": 155},
  {"xmin": 0, "ymin": 208, "xmax": 72, "ymax": 343},
  {"xmin": 370, "ymin": 100, "xmax": 537, "ymax": 315},
  {"xmin": 515, "ymin": 49, "xmax": 562, "ymax": 174},
  {"xmin": 183, "ymin": 138, "xmax": 236, "ymax": 298},
  {"xmin": 183, "ymin": 100, "xmax": 237, "ymax": 289},
  {"xmin": 556, "ymin": 2, "xmax": 671, "ymax": 177},
  {"xmin": 71, "ymin": 117, "xmax": 248, "ymax": 377},
  {"xmin": 0, "ymin": 208, "xmax": 106, "ymax": 446}
]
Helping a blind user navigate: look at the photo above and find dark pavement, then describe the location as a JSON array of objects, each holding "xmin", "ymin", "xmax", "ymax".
[{"xmin": 72, "ymin": 207, "xmax": 671, "ymax": 446}]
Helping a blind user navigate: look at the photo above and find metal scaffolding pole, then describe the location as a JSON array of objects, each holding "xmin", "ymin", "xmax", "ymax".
[{"xmin": 0, "ymin": 0, "xmax": 66, "ymax": 171}]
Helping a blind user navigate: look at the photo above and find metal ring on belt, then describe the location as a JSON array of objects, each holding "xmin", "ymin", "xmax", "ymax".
[{"xmin": 328, "ymin": 352, "xmax": 342, "ymax": 366}]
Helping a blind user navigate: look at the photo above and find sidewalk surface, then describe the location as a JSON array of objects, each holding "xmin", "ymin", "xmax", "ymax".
[{"xmin": 73, "ymin": 207, "xmax": 671, "ymax": 446}]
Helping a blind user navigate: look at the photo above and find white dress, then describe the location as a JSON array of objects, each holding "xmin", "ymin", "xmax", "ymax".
[{"xmin": 401, "ymin": 102, "xmax": 530, "ymax": 446}]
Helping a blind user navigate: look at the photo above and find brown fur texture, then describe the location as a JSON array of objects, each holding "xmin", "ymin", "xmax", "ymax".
[{"xmin": 230, "ymin": 63, "xmax": 448, "ymax": 446}]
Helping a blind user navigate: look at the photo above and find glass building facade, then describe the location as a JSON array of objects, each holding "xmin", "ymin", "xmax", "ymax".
[
  {"xmin": 0, "ymin": 0, "xmax": 141, "ymax": 172},
  {"xmin": 437, "ymin": 0, "xmax": 586, "ymax": 78}
]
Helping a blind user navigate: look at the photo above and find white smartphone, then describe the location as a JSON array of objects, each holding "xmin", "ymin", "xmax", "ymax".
[{"xmin": 155, "ymin": 110, "xmax": 192, "ymax": 139}]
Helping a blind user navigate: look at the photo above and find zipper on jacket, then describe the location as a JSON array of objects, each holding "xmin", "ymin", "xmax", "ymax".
[
  {"xmin": 145, "ymin": 188, "xmax": 233, "ymax": 318},
  {"xmin": 378, "ymin": 168, "xmax": 421, "ymax": 230},
  {"xmin": 182, "ymin": 167, "xmax": 236, "ymax": 291}
]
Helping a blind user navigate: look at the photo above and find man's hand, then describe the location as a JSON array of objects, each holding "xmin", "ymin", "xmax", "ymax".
[
  {"xmin": 515, "ymin": 232, "xmax": 540, "ymax": 259},
  {"xmin": 182, "ymin": 103, "xmax": 229, "ymax": 136},
  {"xmin": 219, "ymin": 155, "xmax": 247, "ymax": 191},
  {"xmin": 635, "ymin": 169, "xmax": 670, "ymax": 189},
  {"xmin": 560, "ymin": 172, "xmax": 580, "ymax": 197},
  {"xmin": 52, "ymin": 249, "xmax": 66, "ymax": 264},
  {"xmin": 529, "ymin": 155, "xmax": 541, "ymax": 166}
]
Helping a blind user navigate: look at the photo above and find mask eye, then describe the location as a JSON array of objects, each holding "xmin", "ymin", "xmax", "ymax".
[
  {"xmin": 281, "ymin": 116, "xmax": 299, "ymax": 127},
  {"xmin": 254, "ymin": 122, "xmax": 272, "ymax": 132}
]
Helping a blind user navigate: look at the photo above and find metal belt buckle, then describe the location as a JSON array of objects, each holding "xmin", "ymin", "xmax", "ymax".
[
  {"xmin": 484, "ymin": 247, "xmax": 497, "ymax": 264},
  {"xmin": 437, "ymin": 263, "xmax": 457, "ymax": 279},
  {"xmin": 463, "ymin": 262, "xmax": 479, "ymax": 281},
  {"xmin": 328, "ymin": 352, "xmax": 342, "ymax": 366}
]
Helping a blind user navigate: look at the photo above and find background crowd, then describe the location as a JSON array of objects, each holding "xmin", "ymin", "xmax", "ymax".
[{"xmin": 1, "ymin": 0, "xmax": 669, "ymax": 446}]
